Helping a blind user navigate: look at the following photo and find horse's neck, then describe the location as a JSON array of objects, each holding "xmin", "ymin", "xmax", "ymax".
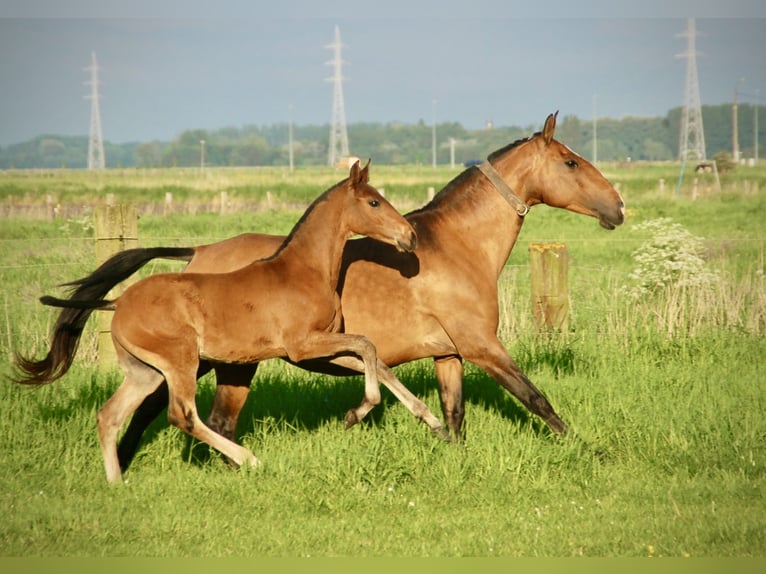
[
  {"xmin": 276, "ymin": 197, "xmax": 349, "ymax": 288},
  {"xmin": 420, "ymin": 161, "xmax": 529, "ymax": 278}
]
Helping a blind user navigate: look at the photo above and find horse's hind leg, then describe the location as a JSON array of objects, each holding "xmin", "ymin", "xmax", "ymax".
[
  {"xmin": 117, "ymin": 382, "xmax": 168, "ymax": 471},
  {"xmin": 205, "ymin": 362, "xmax": 257, "ymax": 442},
  {"xmin": 434, "ymin": 355, "xmax": 465, "ymax": 440},
  {"xmin": 164, "ymin": 364, "xmax": 260, "ymax": 471},
  {"xmin": 98, "ymin": 344, "xmax": 165, "ymax": 483},
  {"xmin": 116, "ymin": 360, "xmax": 225, "ymax": 471}
]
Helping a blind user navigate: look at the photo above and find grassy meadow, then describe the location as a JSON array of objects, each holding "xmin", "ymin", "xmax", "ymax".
[{"xmin": 0, "ymin": 162, "xmax": 764, "ymax": 557}]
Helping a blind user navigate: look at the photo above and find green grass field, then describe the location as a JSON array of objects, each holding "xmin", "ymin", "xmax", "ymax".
[{"xmin": 0, "ymin": 163, "xmax": 764, "ymax": 557}]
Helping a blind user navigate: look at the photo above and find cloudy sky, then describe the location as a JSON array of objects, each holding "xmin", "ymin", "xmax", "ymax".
[{"xmin": 1, "ymin": 1, "xmax": 764, "ymax": 146}]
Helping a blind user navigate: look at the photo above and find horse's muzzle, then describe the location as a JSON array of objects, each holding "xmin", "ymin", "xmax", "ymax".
[
  {"xmin": 396, "ymin": 230, "xmax": 418, "ymax": 252},
  {"xmin": 599, "ymin": 201, "xmax": 625, "ymax": 230}
]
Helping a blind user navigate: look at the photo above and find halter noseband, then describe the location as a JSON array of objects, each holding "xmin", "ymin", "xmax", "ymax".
[{"xmin": 477, "ymin": 161, "xmax": 530, "ymax": 217}]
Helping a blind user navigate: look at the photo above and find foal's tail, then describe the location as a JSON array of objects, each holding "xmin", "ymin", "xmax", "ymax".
[{"xmin": 12, "ymin": 246, "xmax": 195, "ymax": 386}]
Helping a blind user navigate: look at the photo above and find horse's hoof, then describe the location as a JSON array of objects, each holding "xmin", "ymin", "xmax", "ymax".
[
  {"xmin": 432, "ymin": 426, "xmax": 452, "ymax": 443},
  {"xmin": 343, "ymin": 410, "xmax": 359, "ymax": 429}
]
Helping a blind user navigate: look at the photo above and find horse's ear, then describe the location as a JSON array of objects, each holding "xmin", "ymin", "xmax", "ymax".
[
  {"xmin": 543, "ymin": 111, "xmax": 558, "ymax": 145},
  {"xmin": 349, "ymin": 160, "xmax": 362, "ymax": 184},
  {"xmin": 360, "ymin": 158, "xmax": 371, "ymax": 183}
]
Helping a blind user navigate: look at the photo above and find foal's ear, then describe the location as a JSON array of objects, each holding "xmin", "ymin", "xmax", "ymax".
[
  {"xmin": 349, "ymin": 160, "xmax": 362, "ymax": 184},
  {"xmin": 349, "ymin": 159, "xmax": 371, "ymax": 185},
  {"xmin": 359, "ymin": 158, "xmax": 371, "ymax": 183},
  {"xmin": 542, "ymin": 111, "xmax": 558, "ymax": 145}
]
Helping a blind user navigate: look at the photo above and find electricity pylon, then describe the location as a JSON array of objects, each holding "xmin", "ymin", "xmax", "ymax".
[
  {"xmin": 676, "ymin": 18, "xmax": 719, "ymax": 195},
  {"xmin": 326, "ymin": 25, "xmax": 350, "ymax": 167},
  {"xmin": 85, "ymin": 51, "xmax": 106, "ymax": 170}
]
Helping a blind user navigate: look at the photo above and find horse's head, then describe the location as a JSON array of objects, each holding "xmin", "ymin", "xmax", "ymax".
[
  {"xmin": 524, "ymin": 112, "xmax": 625, "ymax": 230},
  {"xmin": 345, "ymin": 160, "xmax": 417, "ymax": 252}
]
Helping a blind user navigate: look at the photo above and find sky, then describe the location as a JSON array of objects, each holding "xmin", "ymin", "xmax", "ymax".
[{"xmin": 1, "ymin": 1, "xmax": 765, "ymax": 146}]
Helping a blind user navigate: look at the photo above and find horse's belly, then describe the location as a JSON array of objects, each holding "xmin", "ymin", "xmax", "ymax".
[
  {"xmin": 342, "ymin": 296, "xmax": 454, "ymax": 366},
  {"xmin": 199, "ymin": 338, "xmax": 285, "ymax": 364}
]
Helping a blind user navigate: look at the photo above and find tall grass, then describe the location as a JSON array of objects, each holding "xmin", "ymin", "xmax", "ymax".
[{"xmin": 0, "ymin": 165, "xmax": 764, "ymax": 557}]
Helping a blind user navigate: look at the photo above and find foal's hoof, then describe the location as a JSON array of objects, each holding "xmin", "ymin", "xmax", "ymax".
[
  {"xmin": 432, "ymin": 425, "xmax": 452, "ymax": 443},
  {"xmin": 343, "ymin": 410, "xmax": 359, "ymax": 429},
  {"xmin": 239, "ymin": 454, "xmax": 261, "ymax": 471}
]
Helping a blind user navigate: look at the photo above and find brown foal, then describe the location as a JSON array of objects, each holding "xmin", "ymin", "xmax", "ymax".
[{"xmin": 16, "ymin": 161, "xmax": 450, "ymax": 482}]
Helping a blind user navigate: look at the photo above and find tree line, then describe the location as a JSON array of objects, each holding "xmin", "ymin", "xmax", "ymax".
[{"xmin": 1, "ymin": 104, "xmax": 762, "ymax": 170}]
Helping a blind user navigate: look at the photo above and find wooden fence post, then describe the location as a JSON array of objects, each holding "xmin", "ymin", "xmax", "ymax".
[
  {"xmin": 94, "ymin": 204, "xmax": 138, "ymax": 369},
  {"xmin": 219, "ymin": 191, "xmax": 228, "ymax": 215},
  {"xmin": 164, "ymin": 192, "xmax": 173, "ymax": 215},
  {"xmin": 529, "ymin": 242, "xmax": 569, "ymax": 332}
]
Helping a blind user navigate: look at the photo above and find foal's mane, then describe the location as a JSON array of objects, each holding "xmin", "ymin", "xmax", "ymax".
[{"xmin": 265, "ymin": 177, "xmax": 347, "ymax": 261}]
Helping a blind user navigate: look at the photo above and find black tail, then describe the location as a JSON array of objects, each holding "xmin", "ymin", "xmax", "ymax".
[
  {"xmin": 11, "ymin": 246, "xmax": 195, "ymax": 386},
  {"xmin": 39, "ymin": 295, "xmax": 114, "ymax": 309}
]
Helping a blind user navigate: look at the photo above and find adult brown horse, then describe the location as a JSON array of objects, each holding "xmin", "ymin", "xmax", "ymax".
[
  {"xmin": 15, "ymin": 161, "xmax": 452, "ymax": 483},
  {"xmin": 24, "ymin": 112, "xmax": 625, "ymax": 469}
]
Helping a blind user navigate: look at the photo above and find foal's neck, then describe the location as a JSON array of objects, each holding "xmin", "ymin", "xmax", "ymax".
[{"xmin": 273, "ymin": 190, "xmax": 350, "ymax": 287}]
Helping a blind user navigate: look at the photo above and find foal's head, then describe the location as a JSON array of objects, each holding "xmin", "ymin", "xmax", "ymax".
[
  {"xmin": 521, "ymin": 112, "xmax": 625, "ymax": 230},
  {"xmin": 343, "ymin": 160, "xmax": 417, "ymax": 252}
]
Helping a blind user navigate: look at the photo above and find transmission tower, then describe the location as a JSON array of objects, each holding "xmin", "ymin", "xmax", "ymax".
[
  {"xmin": 677, "ymin": 19, "xmax": 706, "ymax": 163},
  {"xmin": 326, "ymin": 25, "xmax": 350, "ymax": 167},
  {"xmin": 84, "ymin": 51, "xmax": 106, "ymax": 170},
  {"xmin": 676, "ymin": 19, "xmax": 719, "ymax": 195}
]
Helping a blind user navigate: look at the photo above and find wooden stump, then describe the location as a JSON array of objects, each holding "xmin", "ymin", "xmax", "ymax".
[{"xmin": 529, "ymin": 242, "xmax": 569, "ymax": 332}]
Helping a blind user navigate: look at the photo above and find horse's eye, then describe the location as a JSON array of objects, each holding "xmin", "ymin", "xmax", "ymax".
[
  {"xmin": 565, "ymin": 159, "xmax": 579, "ymax": 169},
  {"xmin": 369, "ymin": 200, "xmax": 380, "ymax": 207}
]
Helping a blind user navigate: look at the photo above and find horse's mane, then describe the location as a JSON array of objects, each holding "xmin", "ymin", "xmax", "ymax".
[
  {"xmin": 487, "ymin": 132, "xmax": 539, "ymax": 162},
  {"xmin": 266, "ymin": 179, "xmax": 343, "ymax": 260},
  {"xmin": 408, "ymin": 132, "xmax": 540, "ymax": 217}
]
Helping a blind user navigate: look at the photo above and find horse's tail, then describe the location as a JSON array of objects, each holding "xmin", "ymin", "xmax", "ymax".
[{"xmin": 11, "ymin": 246, "xmax": 196, "ymax": 387}]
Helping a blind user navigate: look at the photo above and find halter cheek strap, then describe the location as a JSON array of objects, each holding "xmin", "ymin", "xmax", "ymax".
[{"xmin": 477, "ymin": 161, "xmax": 530, "ymax": 217}]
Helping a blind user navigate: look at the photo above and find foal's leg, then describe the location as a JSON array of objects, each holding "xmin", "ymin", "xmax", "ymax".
[
  {"xmin": 328, "ymin": 355, "xmax": 450, "ymax": 440},
  {"xmin": 116, "ymin": 360, "xmax": 219, "ymax": 470},
  {"xmin": 117, "ymin": 382, "xmax": 168, "ymax": 471},
  {"xmin": 434, "ymin": 355, "xmax": 465, "ymax": 440},
  {"xmin": 286, "ymin": 332, "xmax": 381, "ymax": 427},
  {"xmin": 163, "ymin": 360, "xmax": 260, "ymax": 470},
  {"xmin": 98, "ymin": 344, "xmax": 165, "ymax": 483}
]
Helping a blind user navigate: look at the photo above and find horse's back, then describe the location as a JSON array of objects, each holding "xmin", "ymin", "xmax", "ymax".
[{"xmin": 189, "ymin": 233, "xmax": 284, "ymax": 273}]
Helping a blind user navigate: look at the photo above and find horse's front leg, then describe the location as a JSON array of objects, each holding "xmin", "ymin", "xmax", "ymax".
[
  {"xmin": 286, "ymin": 332, "xmax": 381, "ymax": 428},
  {"xmin": 328, "ymin": 355, "xmax": 450, "ymax": 441},
  {"xmin": 433, "ymin": 355, "xmax": 465, "ymax": 440},
  {"xmin": 462, "ymin": 338, "xmax": 567, "ymax": 435}
]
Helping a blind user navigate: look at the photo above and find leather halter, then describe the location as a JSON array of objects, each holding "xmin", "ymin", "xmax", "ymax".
[{"xmin": 477, "ymin": 161, "xmax": 530, "ymax": 217}]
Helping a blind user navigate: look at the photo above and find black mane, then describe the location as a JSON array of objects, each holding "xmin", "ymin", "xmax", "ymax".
[{"xmin": 486, "ymin": 132, "xmax": 539, "ymax": 163}]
